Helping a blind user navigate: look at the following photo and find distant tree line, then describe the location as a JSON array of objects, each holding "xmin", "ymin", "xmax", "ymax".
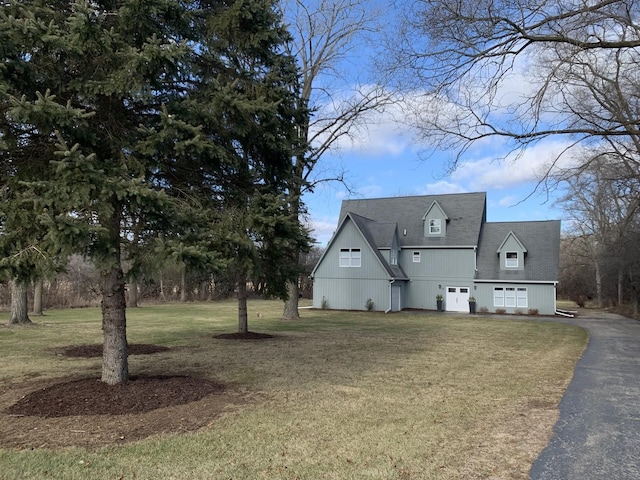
[
  {"xmin": 0, "ymin": 248, "xmax": 324, "ymax": 311},
  {"xmin": 557, "ymin": 157, "xmax": 640, "ymax": 317}
]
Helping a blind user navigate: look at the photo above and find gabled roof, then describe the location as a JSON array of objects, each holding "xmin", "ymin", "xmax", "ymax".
[
  {"xmin": 422, "ymin": 200, "xmax": 449, "ymax": 221},
  {"xmin": 310, "ymin": 212, "xmax": 408, "ymax": 280},
  {"xmin": 347, "ymin": 213, "xmax": 408, "ymax": 280},
  {"xmin": 338, "ymin": 192, "xmax": 486, "ymax": 247},
  {"xmin": 476, "ymin": 221, "xmax": 561, "ymax": 282},
  {"xmin": 497, "ymin": 231, "xmax": 528, "ymax": 253}
]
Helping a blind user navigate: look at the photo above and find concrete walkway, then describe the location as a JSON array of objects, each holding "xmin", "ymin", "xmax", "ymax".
[{"xmin": 530, "ymin": 312, "xmax": 640, "ymax": 479}]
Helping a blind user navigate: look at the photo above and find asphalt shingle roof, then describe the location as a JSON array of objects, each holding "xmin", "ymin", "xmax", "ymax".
[
  {"xmin": 339, "ymin": 192, "xmax": 487, "ymax": 247},
  {"xmin": 329, "ymin": 193, "xmax": 560, "ymax": 283},
  {"xmin": 475, "ymin": 221, "xmax": 561, "ymax": 281},
  {"xmin": 347, "ymin": 213, "xmax": 409, "ymax": 280}
]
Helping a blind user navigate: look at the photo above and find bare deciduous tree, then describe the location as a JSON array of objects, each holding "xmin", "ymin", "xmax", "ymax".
[
  {"xmin": 386, "ymin": 0, "xmax": 640, "ymax": 172},
  {"xmin": 280, "ymin": 0, "xmax": 396, "ymax": 319},
  {"xmin": 556, "ymin": 155, "xmax": 640, "ymax": 307}
]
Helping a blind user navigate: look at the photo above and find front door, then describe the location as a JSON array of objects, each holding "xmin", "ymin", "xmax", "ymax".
[
  {"xmin": 391, "ymin": 284, "xmax": 401, "ymax": 312},
  {"xmin": 446, "ymin": 286, "xmax": 470, "ymax": 312}
]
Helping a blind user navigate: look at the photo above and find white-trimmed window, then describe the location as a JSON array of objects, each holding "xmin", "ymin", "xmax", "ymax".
[
  {"xmin": 339, "ymin": 248, "xmax": 361, "ymax": 267},
  {"xmin": 505, "ymin": 287, "xmax": 516, "ymax": 307},
  {"xmin": 429, "ymin": 219, "xmax": 441, "ymax": 234},
  {"xmin": 517, "ymin": 287, "xmax": 528, "ymax": 308},
  {"xmin": 413, "ymin": 251, "xmax": 421, "ymax": 263},
  {"xmin": 390, "ymin": 249, "xmax": 398, "ymax": 266},
  {"xmin": 493, "ymin": 287, "xmax": 504, "ymax": 307},
  {"xmin": 505, "ymin": 251, "xmax": 518, "ymax": 268},
  {"xmin": 494, "ymin": 286, "xmax": 528, "ymax": 308}
]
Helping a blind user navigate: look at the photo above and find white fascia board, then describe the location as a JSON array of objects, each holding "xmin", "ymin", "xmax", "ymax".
[
  {"xmin": 474, "ymin": 279, "xmax": 558, "ymax": 285},
  {"xmin": 400, "ymin": 245, "xmax": 478, "ymax": 249}
]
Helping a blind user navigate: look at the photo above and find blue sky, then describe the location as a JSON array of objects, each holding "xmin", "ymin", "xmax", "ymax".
[
  {"xmin": 283, "ymin": 0, "xmax": 575, "ymax": 247},
  {"xmin": 302, "ymin": 119, "xmax": 570, "ymax": 246}
]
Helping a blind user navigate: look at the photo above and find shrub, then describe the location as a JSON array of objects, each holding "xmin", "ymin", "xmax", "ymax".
[
  {"xmin": 321, "ymin": 296, "xmax": 328, "ymax": 310},
  {"xmin": 528, "ymin": 308, "xmax": 539, "ymax": 316},
  {"xmin": 365, "ymin": 298, "xmax": 374, "ymax": 311},
  {"xmin": 479, "ymin": 306, "xmax": 489, "ymax": 314},
  {"xmin": 571, "ymin": 294, "xmax": 586, "ymax": 308},
  {"xmin": 495, "ymin": 308, "xmax": 506, "ymax": 315}
]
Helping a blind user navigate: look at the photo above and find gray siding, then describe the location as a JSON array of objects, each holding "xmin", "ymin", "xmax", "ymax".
[
  {"xmin": 401, "ymin": 248, "xmax": 475, "ymax": 279},
  {"xmin": 401, "ymin": 248, "xmax": 476, "ymax": 310},
  {"xmin": 313, "ymin": 278, "xmax": 390, "ymax": 311},
  {"xmin": 472, "ymin": 283, "xmax": 557, "ymax": 315},
  {"xmin": 313, "ymin": 221, "xmax": 386, "ymax": 281},
  {"xmin": 312, "ymin": 220, "xmax": 391, "ymax": 311}
]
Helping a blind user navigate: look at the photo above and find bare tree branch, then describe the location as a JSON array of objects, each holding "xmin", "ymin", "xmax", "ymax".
[{"xmin": 386, "ymin": 0, "xmax": 640, "ymax": 176}]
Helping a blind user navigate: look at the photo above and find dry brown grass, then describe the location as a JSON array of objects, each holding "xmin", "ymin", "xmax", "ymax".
[{"xmin": 0, "ymin": 301, "xmax": 587, "ymax": 479}]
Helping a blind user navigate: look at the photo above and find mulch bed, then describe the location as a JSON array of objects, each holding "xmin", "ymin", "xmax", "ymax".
[
  {"xmin": 5, "ymin": 375, "xmax": 225, "ymax": 417},
  {"xmin": 0, "ymin": 342, "xmax": 255, "ymax": 449},
  {"xmin": 213, "ymin": 331, "xmax": 274, "ymax": 340}
]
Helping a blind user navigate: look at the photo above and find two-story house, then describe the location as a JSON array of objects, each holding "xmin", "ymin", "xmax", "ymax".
[{"xmin": 310, "ymin": 192, "xmax": 561, "ymax": 315}]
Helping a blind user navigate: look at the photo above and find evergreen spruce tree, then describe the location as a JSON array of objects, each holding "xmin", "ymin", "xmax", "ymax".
[
  {"xmin": 1, "ymin": 0, "xmax": 308, "ymax": 381},
  {"xmin": 142, "ymin": 0, "xmax": 310, "ymax": 333}
]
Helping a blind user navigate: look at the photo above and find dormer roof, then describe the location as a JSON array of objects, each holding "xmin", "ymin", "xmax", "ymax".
[
  {"xmin": 310, "ymin": 212, "xmax": 408, "ymax": 280},
  {"xmin": 338, "ymin": 192, "xmax": 486, "ymax": 247},
  {"xmin": 422, "ymin": 200, "xmax": 449, "ymax": 221},
  {"xmin": 497, "ymin": 231, "xmax": 528, "ymax": 253},
  {"xmin": 476, "ymin": 221, "xmax": 560, "ymax": 281}
]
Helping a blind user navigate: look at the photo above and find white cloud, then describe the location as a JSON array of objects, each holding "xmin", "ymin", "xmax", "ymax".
[
  {"xmin": 309, "ymin": 88, "xmax": 417, "ymax": 157},
  {"xmin": 357, "ymin": 181, "xmax": 385, "ymax": 198},
  {"xmin": 451, "ymin": 138, "xmax": 577, "ymax": 191},
  {"xmin": 422, "ymin": 180, "xmax": 467, "ymax": 195},
  {"xmin": 497, "ymin": 195, "xmax": 519, "ymax": 207},
  {"xmin": 306, "ymin": 216, "xmax": 338, "ymax": 246}
]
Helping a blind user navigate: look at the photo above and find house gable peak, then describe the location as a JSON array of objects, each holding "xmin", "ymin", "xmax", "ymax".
[
  {"xmin": 422, "ymin": 200, "xmax": 449, "ymax": 238},
  {"xmin": 497, "ymin": 231, "xmax": 527, "ymax": 271}
]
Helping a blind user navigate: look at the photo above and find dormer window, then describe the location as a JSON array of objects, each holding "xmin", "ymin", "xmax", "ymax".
[
  {"xmin": 423, "ymin": 200, "xmax": 448, "ymax": 237},
  {"xmin": 497, "ymin": 232, "xmax": 527, "ymax": 271},
  {"xmin": 505, "ymin": 252, "xmax": 518, "ymax": 268}
]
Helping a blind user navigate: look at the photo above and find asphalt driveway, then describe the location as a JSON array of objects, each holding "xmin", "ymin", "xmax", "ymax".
[{"xmin": 530, "ymin": 311, "xmax": 640, "ymax": 479}]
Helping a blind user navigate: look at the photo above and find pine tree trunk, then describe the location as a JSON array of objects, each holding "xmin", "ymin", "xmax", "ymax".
[
  {"xmin": 237, "ymin": 276, "xmax": 248, "ymax": 334},
  {"xmin": 101, "ymin": 265, "xmax": 128, "ymax": 385},
  {"xmin": 180, "ymin": 264, "xmax": 187, "ymax": 302},
  {"xmin": 10, "ymin": 279, "xmax": 31, "ymax": 324},
  {"xmin": 129, "ymin": 278, "xmax": 138, "ymax": 308},
  {"xmin": 282, "ymin": 279, "xmax": 300, "ymax": 320},
  {"xmin": 100, "ymin": 204, "xmax": 128, "ymax": 385},
  {"xmin": 200, "ymin": 279, "xmax": 209, "ymax": 301},
  {"xmin": 32, "ymin": 279, "xmax": 43, "ymax": 315}
]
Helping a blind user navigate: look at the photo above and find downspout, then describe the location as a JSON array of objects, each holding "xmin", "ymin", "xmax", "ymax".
[
  {"xmin": 474, "ymin": 246, "xmax": 477, "ymax": 272},
  {"xmin": 385, "ymin": 279, "xmax": 395, "ymax": 313}
]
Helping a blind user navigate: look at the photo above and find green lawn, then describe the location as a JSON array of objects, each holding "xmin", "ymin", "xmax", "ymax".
[{"xmin": 0, "ymin": 301, "xmax": 587, "ymax": 479}]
